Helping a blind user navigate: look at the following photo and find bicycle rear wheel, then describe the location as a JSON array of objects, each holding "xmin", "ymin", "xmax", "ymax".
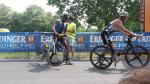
[
  {"xmin": 90, "ymin": 45, "xmax": 113, "ymax": 69},
  {"xmin": 49, "ymin": 43, "xmax": 65, "ymax": 66},
  {"xmin": 36, "ymin": 43, "xmax": 47, "ymax": 62},
  {"xmin": 125, "ymin": 45, "xmax": 150, "ymax": 68}
]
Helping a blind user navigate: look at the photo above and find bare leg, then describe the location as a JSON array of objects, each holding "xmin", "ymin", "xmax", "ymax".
[
  {"xmin": 70, "ymin": 45, "xmax": 74, "ymax": 58},
  {"xmin": 62, "ymin": 40, "xmax": 69, "ymax": 61}
]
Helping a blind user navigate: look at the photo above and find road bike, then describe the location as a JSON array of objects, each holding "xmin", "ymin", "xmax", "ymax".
[
  {"xmin": 90, "ymin": 35, "xmax": 150, "ymax": 69},
  {"xmin": 36, "ymin": 34, "xmax": 66, "ymax": 66}
]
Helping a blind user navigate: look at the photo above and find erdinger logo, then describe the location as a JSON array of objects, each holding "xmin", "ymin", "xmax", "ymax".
[
  {"xmin": 26, "ymin": 36, "xmax": 35, "ymax": 43},
  {"xmin": 77, "ymin": 36, "xmax": 84, "ymax": 44}
]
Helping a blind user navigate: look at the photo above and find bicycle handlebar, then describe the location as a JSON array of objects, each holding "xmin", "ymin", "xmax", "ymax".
[
  {"xmin": 58, "ymin": 34, "xmax": 67, "ymax": 37},
  {"xmin": 123, "ymin": 34, "xmax": 144, "ymax": 43}
]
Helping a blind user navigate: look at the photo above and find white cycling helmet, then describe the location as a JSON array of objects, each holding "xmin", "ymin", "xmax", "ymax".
[{"xmin": 119, "ymin": 11, "xmax": 128, "ymax": 16}]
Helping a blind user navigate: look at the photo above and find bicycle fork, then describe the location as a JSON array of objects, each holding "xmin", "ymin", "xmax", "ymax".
[{"xmin": 53, "ymin": 43, "xmax": 57, "ymax": 55}]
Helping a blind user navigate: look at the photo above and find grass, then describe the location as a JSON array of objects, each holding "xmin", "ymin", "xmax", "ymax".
[
  {"xmin": 0, "ymin": 52, "xmax": 36, "ymax": 59},
  {"xmin": 0, "ymin": 52, "xmax": 148, "ymax": 61},
  {"xmin": 0, "ymin": 52, "xmax": 90, "ymax": 60}
]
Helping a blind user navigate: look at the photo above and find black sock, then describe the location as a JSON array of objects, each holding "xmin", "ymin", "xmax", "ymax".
[{"xmin": 65, "ymin": 57, "xmax": 69, "ymax": 61}]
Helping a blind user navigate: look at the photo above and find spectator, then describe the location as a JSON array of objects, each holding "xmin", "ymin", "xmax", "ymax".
[{"xmin": 66, "ymin": 16, "xmax": 76, "ymax": 64}]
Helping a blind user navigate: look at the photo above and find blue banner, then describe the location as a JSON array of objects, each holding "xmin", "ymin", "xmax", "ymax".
[
  {"xmin": 0, "ymin": 32, "xmax": 150, "ymax": 52},
  {"xmin": 74, "ymin": 32, "xmax": 150, "ymax": 52}
]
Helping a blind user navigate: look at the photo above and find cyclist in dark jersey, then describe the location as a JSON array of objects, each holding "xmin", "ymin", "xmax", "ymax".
[
  {"xmin": 52, "ymin": 14, "xmax": 73, "ymax": 65},
  {"xmin": 100, "ymin": 11, "xmax": 141, "ymax": 65}
]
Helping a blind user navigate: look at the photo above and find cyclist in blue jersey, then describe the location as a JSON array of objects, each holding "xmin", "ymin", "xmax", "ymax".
[{"xmin": 52, "ymin": 14, "xmax": 73, "ymax": 65}]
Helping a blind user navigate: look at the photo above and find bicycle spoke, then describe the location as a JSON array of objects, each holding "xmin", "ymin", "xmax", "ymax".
[
  {"xmin": 128, "ymin": 57, "xmax": 136, "ymax": 62},
  {"xmin": 103, "ymin": 57, "xmax": 110, "ymax": 64},
  {"xmin": 94, "ymin": 50, "xmax": 100, "ymax": 56},
  {"xmin": 97, "ymin": 61, "xmax": 104, "ymax": 66},
  {"xmin": 128, "ymin": 49, "xmax": 138, "ymax": 62},
  {"xmin": 136, "ymin": 56, "xmax": 144, "ymax": 66},
  {"xmin": 96, "ymin": 60, "xmax": 101, "ymax": 65},
  {"xmin": 133, "ymin": 50, "xmax": 144, "ymax": 66}
]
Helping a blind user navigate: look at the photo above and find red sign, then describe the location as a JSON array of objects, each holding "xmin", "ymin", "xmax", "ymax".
[{"xmin": 140, "ymin": 0, "xmax": 145, "ymax": 22}]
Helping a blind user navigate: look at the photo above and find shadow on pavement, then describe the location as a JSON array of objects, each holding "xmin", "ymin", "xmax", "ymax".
[
  {"xmin": 121, "ymin": 60, "xmax": 150, "ymax": 69},
  {"xmin": 86, "ymin": 67, "xmax": 131, "ymax": 75},
  {"xmin": 27, "ymin": 62, "xmax": 60, "ymax": 73}
]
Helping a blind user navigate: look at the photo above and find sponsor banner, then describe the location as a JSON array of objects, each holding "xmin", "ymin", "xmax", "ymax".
[
  {"xmin": 74, "ymin": 32, "xmax": 150, "ymax": 52},
  {"xmin": 0, "ymin": 32, "xmax": 150, "ymax": 52},
  {"xmin": 0, "ymin": 32, "xmax": 36, "ymax": 52}
]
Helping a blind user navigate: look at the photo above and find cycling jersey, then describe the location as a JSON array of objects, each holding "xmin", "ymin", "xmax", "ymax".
[
  {"xmin": 54, "ymin": 22, "xmax": 66, "ymax": 34},
  {"xmin": 103, "ymin": 19, "xmax": 121, "ymax": 34},
  {"xmin": 66, "ymin": 22, "xmax": 76, "ymax": 39},
  {"xmin": 53, "ymin": 21, "xmax": 67, "ymax": 43},
  {"xmin": 101, "ymin": 19, "xmax": 121, "ymax": 45}
]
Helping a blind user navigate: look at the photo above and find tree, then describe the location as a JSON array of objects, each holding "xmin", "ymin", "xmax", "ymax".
[
  {"xmin": 48, "ymin": 0, "xmax": 141, "ymax": 32},
  {"xmin": 11, "ymin": 5, "xmax": 56, "ymax": 32},
  {"xmin": 14, "ymin": 5, "xmax": 55, "ymax": 32},
  {"xmin": 22, "ymin": 5, "xmax": 46, "ymax": 31},
  {"xmin": 77, "ymin": 26, "xmax": 87, "ymax": 32},
  {"xmin": 11, "ymin": 12, "xmax": 24, "ymax": 31},
  {"xmin": 0, "ymin": 4, "xmax": 13, "ymax": 29},
  {"xmin": 123, "ymin": 0, "xmax": 140, "ymax": 32}
]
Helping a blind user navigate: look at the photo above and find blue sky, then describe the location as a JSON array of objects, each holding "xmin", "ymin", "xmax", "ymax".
[{"xmin": 0, "ymin": 0, "xmax": 58, "ymax": 14}]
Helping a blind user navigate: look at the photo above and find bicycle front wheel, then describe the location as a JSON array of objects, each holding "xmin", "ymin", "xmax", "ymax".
[
  {"xmin": 49, "ymin": 43, "xmax": 65, "ymax": 66},
  {"xmin": 125, "ymin": 45, "xmax": 150, "ymax": 68},
  {"xmin": 90, "ymin": 45, "xmax": 113, "ymax": 69}
]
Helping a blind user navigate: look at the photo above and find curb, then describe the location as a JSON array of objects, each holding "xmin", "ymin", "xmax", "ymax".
[{"xmin": 0, "ymin": 59, "xmax": 36, "ymax": 62}]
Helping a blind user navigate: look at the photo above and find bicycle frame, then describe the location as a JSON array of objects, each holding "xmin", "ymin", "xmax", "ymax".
[
  {"xmin": 107, "ymin": 35, "xmax": 135, "ymax": 58},
  {"xmin": 47, "ymin": 38, "xmax": 57, "ymax": 53}
]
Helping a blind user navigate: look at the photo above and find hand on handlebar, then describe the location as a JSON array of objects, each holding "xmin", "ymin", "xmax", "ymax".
[
  {"xmin": 133, "ymin": 34, "xmax": 142, "ymax": 39},
  {"xmin": 58, "ymin": 34, "xmax": 67, "ymax": 37},
  {"xmin": 55, "ymin": 33, "xmax": 66, "ymax": 38},
  {"xmin": 58, "ymin": 34, "xmax": 65, "ymax": 37}
]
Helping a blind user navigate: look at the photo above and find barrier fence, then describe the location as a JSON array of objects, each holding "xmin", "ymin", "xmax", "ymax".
[{"xmin": 0, "ymin": 32, "xmax": 150, "ymax": 52}]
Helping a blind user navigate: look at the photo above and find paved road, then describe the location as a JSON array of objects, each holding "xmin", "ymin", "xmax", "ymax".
[{"xmin": 0, "ymin": 61, "xmax": 149, "ymax": 84}]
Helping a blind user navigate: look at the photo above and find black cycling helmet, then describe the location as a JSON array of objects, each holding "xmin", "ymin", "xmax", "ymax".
[
  {"xmin": 61, "ymin": 13, "xmax": 69, "ymax": 22},
  {"xmin": 69, "ymin": 16, "xmax": 74, "ymax": 21}
]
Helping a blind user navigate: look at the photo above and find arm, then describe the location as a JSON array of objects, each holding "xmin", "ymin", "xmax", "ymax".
[
  {"xmin": 114, "ymin": 20, "xmax": 137, "ymax": 37},
  {"xmin": 118, "ymin": 23, "xmax": 141, "ymax": 38},
  {"xmin": 52, "ymin": 19, "xmax": 60, "ymax": 34},
  {"xmin": 118, "ymin": 25, "xmax": 136, "ymax": 36},
  {"xmin": 52, "ymin": 24, "xmax": 57, "ymax": 34}
]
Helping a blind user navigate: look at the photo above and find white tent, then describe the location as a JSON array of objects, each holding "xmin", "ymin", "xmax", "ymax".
[{"xmin": 0, "ymin": 28, "xmax": 10, "ymax": 32}]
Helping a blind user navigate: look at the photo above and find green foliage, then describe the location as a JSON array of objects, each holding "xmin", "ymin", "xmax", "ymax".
[
  {"xmin": 0, "ymin": 0, "xmax": 141, "ymax": 32},
  {"xmin": 125, "ymin": 20, "xmax": 141, "ymax": 32},
  {"xmin": 0, "ymin": 4, "xmax": 12, "ymax": 29},
  {"xmin": 12, "ymin": 5, "xmax": 55, "ymax": 32},
  {"xmin": 11, "ymin": 12, "xmax": 24, "ymax": 31},
  {"xmin": 120, "ymin": 0, "xmax": 140, "ymax": 32},
  {"xmin": 0, "ymin": 4, "xmax": 55, "ymax": 32},
  {"xmin": 77, "ymin": 26, "xmax": 87, "ymax": 32},
  {"xmin": 48, "ymin": 0, "xmax": 141, "ymax": 32},
  {"xmin": 21, "ymin": 5, "xmax": 53, "ymax": 32}
]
